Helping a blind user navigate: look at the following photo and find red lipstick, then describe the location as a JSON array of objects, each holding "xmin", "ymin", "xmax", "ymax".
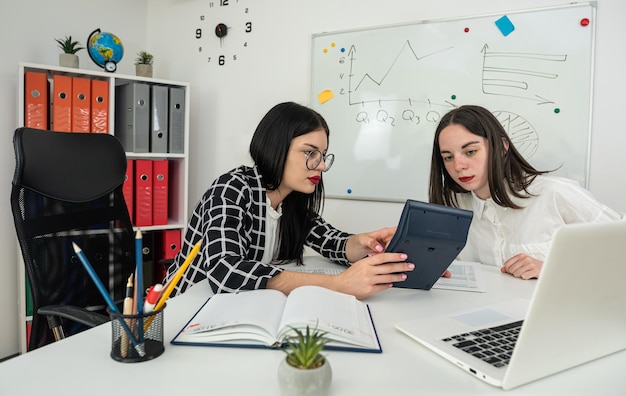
[
  {"xmin": 308, "ymin": 176, "xmax": 321, "ymax": 185},
  {"xmin": 459, "ymin": 176, "xmax": 474, "ymax": 183}
]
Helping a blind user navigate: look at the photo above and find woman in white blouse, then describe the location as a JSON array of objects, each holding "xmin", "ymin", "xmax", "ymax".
[{"xmin": 429, "ymin": 105, "xmax": 622, "ymax": 280}]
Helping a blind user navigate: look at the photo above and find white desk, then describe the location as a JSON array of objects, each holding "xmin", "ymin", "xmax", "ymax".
[{"xmin": 1, "ymin": 256, "xmax": 625, "ymax": 395}]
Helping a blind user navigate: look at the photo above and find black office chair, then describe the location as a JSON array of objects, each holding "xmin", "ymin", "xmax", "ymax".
[{"xmin": 11, "ymin": 127, "xmax": 136, "ymax": 351}]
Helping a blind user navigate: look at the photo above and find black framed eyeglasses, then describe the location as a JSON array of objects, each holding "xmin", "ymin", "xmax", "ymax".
[{"xmin": 305, "ymin": 150, "xmax": 335, "ymax": 172}]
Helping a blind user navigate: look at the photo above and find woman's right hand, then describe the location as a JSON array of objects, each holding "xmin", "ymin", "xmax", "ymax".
[{"xmin": 330, "ymin": 252, "xmax": 413, "ymax": 299}]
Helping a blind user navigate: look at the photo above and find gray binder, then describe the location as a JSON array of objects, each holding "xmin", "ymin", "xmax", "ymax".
[
  {"xmin": 150, "ymin": 84, "xmax": 169, "ymax": 153},
  {"xmin": 168, "ymin": 86, "xmax": 185, "ymax": 154},
  {"xmin": 115, "ymin": 82, "xmax": 149, "ymax": 153}
]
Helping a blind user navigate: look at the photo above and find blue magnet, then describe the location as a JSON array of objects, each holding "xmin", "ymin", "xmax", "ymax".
[{"xmin": 495, "ymin": 15, "xmax": 515, "ymax": 37}]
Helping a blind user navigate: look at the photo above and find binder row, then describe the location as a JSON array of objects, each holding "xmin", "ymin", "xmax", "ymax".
[
  {"xmin": 115, "ymin": 82, "xmax": 185, "ymax": 154},
  {"xmin": 124, "ymin": 159, "xmax": 171, "ymax": 227},
  {"xmin": 23, "ymin": 72, "xmax": 187, "ymax": 156},
  {"xmin": 24, "ymin": 71, "xmax": 109, "ymax": 133}
]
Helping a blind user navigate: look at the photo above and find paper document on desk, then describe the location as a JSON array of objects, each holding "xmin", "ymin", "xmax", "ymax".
[
  {"xmin": 288, "ymin": 261, "xmax": 485, "ymax": 292},
  {"xmin": 432, "ymin": 260, "xmax": 486, "ymax": 292}
]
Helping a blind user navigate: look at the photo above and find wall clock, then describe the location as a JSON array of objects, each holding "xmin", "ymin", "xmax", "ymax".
[{"xmin": 195, "ymin": 0, "xmax": 252, "ymax": 67}]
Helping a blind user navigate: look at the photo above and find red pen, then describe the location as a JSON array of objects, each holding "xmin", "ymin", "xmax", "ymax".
[{"xmin": 143, "ymin": 284, "xmax": 163, "ymax": 313}]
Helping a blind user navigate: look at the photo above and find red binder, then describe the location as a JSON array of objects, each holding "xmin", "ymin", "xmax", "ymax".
[
  {"xmin": 52, "ymin": 75, "xmax": 72, "ymax": 132},
  {"xmin": 134, "ymin": 160, "xmax": 153, "ymax": 227},
  {"xmin": 152, "ymin": 160, "xmax": 169, "ymax": 225},
  {"xmin": 123, "ymin": 159, "xmax": 134, "ymax": 223},
  {"xmin": 24, "ymin": 71, "xmax": 49, "ymax": 129},
  {"xmin": 160, "ymin": 229, "xmax": 181, "ymax": 260},
  {"xmin": 90, "ymin": 79, "xmax": 109, "ymax": 133},
  {"xmin": 71, "ymin": 77, "xmax": 91, "ymax": 132},
  {"xmin": 155, "ymin": 229, "xmax": 182, "ymax": 283}
]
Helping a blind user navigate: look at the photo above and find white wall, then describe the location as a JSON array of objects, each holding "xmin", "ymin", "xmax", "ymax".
[
  {"xmin": 0, "ymin": 0, "xmax": 149, "ymax": 359},
  {"xmin": 146, "ymin": 0, "xmax": 626, "ymax": 235},
  {"xmin": 1, "ymin": 0, "xmax": 624, "ymax": 359}
]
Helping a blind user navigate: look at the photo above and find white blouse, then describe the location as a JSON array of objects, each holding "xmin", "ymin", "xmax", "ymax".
[
  {"xmin": 454, "ymin": 175, "xmax": 622, "ymax": 267},
  {"xmin": 261, "ymin": 195, "xmax": 282, "ymax": 264}
]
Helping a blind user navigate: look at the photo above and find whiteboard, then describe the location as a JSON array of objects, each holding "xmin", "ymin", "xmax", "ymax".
[{"xmin": 310, "ymin": 2, "xmax": 596, "ymax": 202}]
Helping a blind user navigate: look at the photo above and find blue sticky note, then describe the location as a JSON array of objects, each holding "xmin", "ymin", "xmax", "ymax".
[{"xmin": 495, "ymin": 15, "xmax": 515, "ymax": 37}]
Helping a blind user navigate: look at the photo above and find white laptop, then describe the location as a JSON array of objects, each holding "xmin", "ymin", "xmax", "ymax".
[{"xmin": 395, "ymin": 220, "xmax": 626, "ymax": 390}]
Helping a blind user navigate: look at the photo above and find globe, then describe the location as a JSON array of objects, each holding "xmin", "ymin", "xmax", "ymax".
[{"xmin": 87, "ymin": 28, "xmax": 124, "ymax": 72}]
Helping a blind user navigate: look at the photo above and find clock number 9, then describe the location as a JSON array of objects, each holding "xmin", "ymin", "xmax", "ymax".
[{"xmin": 196, "ymin": 28, "xmax": 202, "ymax": 39}]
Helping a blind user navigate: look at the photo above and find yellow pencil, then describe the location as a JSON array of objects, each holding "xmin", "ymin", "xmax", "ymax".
[{"xmin": 143, "ymin": 240, "xmax": 202, "ymax": 332}]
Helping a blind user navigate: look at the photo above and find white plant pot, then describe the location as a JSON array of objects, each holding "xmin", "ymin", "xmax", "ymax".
[
  {"xmin": 136, "ymin": 64, "xmax": 153, "ymax": 78},
  {"xmin": 277, "ymin": 357, "xmax": 332, "ymax": 396},
  {"xmin": 59, "ymin": 53, "xmax": 79, "ymax": 68}
]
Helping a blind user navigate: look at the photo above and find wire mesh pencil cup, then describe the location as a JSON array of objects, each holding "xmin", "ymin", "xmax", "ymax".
[{"xmin": 108, "ymin": 304, "xmax": 165, "ymax": 363}]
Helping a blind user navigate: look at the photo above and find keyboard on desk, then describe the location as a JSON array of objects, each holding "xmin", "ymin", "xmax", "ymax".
[{"xmin": 441, "ymin": 320, "xmax": 524, "ymax": 368}]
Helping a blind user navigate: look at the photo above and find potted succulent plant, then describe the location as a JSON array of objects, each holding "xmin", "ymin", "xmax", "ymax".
[
  {"xmin": 55, "ymin": 36, "xmax": 83, "ymax": 68},
  {"xmin": 277, "ymin": 325, "xmax": 332, "ymax": 396},
  {"xmin": 135, "ymin": 50, "xmax": 154, "ymax": 78}
]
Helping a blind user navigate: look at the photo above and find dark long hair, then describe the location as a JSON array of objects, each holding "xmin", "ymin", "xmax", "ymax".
[
  {"xmin": 250, "ymin": 102, "xmax": 329, "ymax": 264},
  {"xmin": 429, "ymin": 105, "xmax": 550, "ymax": 209}
]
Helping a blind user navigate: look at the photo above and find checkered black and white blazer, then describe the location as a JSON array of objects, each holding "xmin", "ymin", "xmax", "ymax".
[{"xmin": 165, "ymin": 165, "xmax": 351, "ymax": 296}]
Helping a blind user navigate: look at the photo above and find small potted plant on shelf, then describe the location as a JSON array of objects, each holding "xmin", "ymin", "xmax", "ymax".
[
  {"xmin": 55, "ymin": 35, "xmax": 84, "ymax": 68},
  {"xmin": 277, "ymin": 325, "xmax": 332, "ymax": 396},
  {"xmin": 135, "ymin": 50, "xmax": 154, "ymax": 78}
]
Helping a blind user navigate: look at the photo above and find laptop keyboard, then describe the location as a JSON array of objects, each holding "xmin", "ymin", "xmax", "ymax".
[{"xmin": 441, "ymin": 320, "xmax": 524, "ymax": 368}]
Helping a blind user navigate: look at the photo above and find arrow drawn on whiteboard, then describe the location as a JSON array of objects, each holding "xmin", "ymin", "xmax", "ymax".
[{"xmin": 481, "ymin": 44, "xmax": 566, "ymax": 104}]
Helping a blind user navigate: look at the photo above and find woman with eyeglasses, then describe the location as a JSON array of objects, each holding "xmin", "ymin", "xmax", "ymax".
[{"xmin": 166, "ymin": 102, "xmax": 415, "ymax": 299}]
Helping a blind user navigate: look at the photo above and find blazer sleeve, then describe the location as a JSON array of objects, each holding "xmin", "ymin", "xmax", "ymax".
[{"xmin": 305, "ymin": 215, "xmax": 352, "ymax": 266}]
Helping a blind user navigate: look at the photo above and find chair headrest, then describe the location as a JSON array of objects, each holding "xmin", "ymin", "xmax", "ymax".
[{"xmin": 12, "ymin": 127, "xmax": 128, "ymax": 202}]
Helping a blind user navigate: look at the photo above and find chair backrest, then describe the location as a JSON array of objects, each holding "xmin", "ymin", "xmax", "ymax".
[{"xmin": 11, "ymin": 127, "xmax": 136, "ymax": 351}]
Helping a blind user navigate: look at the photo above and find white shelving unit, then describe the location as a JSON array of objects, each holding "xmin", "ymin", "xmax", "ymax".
[{"xmin": 16, "ymin": 62, "xmax": 190, "ymax": 353}]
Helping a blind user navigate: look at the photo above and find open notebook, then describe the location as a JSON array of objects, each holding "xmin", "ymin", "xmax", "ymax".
[{"xmin": 396, "ymin": 220, "xmax": 626, "ymax": 390}]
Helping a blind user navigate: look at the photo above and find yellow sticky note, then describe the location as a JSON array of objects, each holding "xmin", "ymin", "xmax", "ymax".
[{"xmin": 317, "ymin": 90, "xmax": 334, "ymax": 104}]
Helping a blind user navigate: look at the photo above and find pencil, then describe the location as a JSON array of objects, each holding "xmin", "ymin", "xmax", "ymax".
[
  {"xmin": 121, "ymin": 274, "xmax": 134, "ymax": 358},
  {"xmin": 143, "ymin": 240, "xmax": 202, "ymax": 332},
  {"xmin": 135, "ymin": 230, "xmax": 144, "ymax": 343},
  {"xmin": 73, "ymin": 242, "xmax": 145, "ymax": 357}
]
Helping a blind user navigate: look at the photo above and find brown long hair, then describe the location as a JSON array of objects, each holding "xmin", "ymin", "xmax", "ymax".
[{"xmin": 429, "ymin": 105, "xmax": 550, "ymax": 209}]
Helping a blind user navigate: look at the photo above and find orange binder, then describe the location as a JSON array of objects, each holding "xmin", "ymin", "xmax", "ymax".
[
  {"xmin": 134, "ymin": 160, "xmax": 153, "ymax": 227},
  {"xmin": 152, "ymin": 160, "xmax": 169, "ymax": 226},
  {"xmin": 90, "ymin": 79, "xmax": 109, "ymax": 133},
  {"xmin": 52, "ymin": 75, "xmax": 72, "ymax": 132},
  {"xmin": 71, "ymin": 77, "xmax": 91, "ymax": 132},
  {"xmin": 123, "ymin": 159, "xmax": 134, "ymax": 223},
  {"xmin": 24, "ymin": 71, "xmax": 49, "ymax": 129}
]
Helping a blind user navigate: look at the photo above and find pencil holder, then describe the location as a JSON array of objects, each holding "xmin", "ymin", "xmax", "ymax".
[{"xmin": 108, "ymin": 304, "xmax": 166, "ymax": 363}]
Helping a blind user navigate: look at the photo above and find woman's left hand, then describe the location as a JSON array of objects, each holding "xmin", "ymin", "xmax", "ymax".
[
  {"xmin": 501, "ymin": 253, "xmax": 543, "ymax": 280},
  {"xmin": 346, "ymin": 227, "xmax": 396, "ymax": 262}
]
